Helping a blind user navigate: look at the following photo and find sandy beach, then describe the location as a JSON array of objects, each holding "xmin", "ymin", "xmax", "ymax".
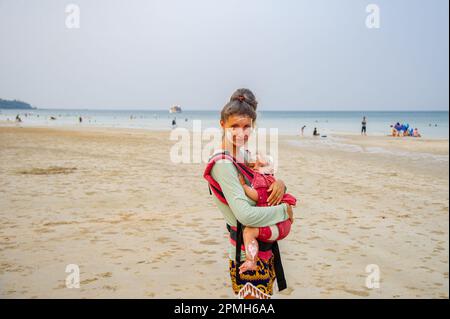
[{"xmin": 0, "ymin": 124, "xmax": 448, "ymax": 298}]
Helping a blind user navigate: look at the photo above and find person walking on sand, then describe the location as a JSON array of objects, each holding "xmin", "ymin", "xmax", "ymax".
[
  {"xmin": 301, "ymin": 125, "xmax": 306, "ymax": 136},
  {"xmin": 361, "ymin": 116, "xmax": 367, "ymax": 136}
]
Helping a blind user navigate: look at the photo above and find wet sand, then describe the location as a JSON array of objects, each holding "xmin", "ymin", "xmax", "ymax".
[{"xmin": 0, "ymin": 125, "xmax": 448, "ymax": 298}]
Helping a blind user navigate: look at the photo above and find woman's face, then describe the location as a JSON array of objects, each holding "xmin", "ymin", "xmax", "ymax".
[{"xmin": 220, "ymin": 114, "xmax": 253, "ymax": 148}]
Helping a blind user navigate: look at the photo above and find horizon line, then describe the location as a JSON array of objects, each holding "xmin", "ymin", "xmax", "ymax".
[{"xmin": 29, "ymin": 107, "xmax": 450, "ymax": 112}]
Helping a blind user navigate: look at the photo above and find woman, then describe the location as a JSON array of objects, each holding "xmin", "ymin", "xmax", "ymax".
[{"xmin": 206, "ymin": 88, "xmax": 295, "ymax": 299}]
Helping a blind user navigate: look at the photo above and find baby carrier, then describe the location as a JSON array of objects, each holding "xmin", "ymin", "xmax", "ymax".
[{"xmin": 203, "ymin": 150, "xmax": 287, "ymax": 291}]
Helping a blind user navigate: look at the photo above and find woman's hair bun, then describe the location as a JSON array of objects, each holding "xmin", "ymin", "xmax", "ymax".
[
  {"xmin": 230, "ymin": 88, "xmax": 258, "ymax": 111},
  {"xmin": 220, "ymin": 88, "xmax": 258, "ymax": 123}
]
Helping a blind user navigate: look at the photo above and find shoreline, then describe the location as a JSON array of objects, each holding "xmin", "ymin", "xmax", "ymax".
[
  {"xmin": 1, "ymin": 121, "xmax": 448, "ymax": 141},
  {"xmin": 2, "ymin": 125, "xmax": 446, "ymax": 172}
]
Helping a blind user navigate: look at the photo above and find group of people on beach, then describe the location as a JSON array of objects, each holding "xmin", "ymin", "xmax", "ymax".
[
  {"xmin": 300, "ymin": 125, "xmax": 321, "ymax": 137},
  {"xmin": 300, "ymin": 117, "xmax": 368, "ymax": 137},
  {"xmin": 390, "ymin": 122, "xmax": 421, "ymax": 137},
  {"xmin": 299, "ymin": 116, "xmax": 426, "ymax": 138}
]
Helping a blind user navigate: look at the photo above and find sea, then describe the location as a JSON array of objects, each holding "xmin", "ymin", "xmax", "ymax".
[{"xmin": 0, "ymin": 109, "xmax": 448, "ymax": 139}]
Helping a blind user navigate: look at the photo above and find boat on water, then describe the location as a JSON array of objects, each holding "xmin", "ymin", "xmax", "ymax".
[{"xmin": 169, "ymin": 105, "xmax": 182, "ymax": 113}]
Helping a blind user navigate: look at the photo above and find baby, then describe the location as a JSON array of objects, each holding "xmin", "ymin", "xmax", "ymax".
[{"xmin": 237, "ymin": 153, "xmax": 297, "ymax": 274}]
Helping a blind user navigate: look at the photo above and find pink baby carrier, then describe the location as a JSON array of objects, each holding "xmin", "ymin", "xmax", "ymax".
[{"xmin": 203, "ymin": 150, "xmax": 288, "ymax": 291}]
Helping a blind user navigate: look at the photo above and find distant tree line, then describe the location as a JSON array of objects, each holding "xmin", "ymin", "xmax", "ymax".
[{"xmin": 0, "ymin": 99, "xmax": 35, "ymax": 109}]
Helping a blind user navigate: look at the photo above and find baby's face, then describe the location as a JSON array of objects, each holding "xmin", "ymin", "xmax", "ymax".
[
  {"xmin": 248, "ymin": 156, "xmax": 268, "ymax": 171},
  {"xmin": 253, "ymin": 159, "xmax": 266, "ymax": 170},
  {"xmin": 246, "ymin": 160, "xmax": 257, "ymax": 169}
]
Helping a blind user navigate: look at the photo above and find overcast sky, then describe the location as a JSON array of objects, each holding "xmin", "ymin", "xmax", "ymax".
[{"xmin": 0, "ymin": 0, "xmax": 448, "ymax": 110}]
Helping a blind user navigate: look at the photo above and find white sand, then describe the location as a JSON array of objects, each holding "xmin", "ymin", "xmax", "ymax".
[{"xmin": 0, "ymin": 125, "xmax": 448, "ymax": 298}]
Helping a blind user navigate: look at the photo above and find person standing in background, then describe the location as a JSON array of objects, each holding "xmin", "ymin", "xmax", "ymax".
[
  {"xmin": 301, "ymin": 125, "xmax": 306, "ymax": 136},
  {"xmin": 361, "ymin": 116, "xmax": 367, "ymax": 136}
]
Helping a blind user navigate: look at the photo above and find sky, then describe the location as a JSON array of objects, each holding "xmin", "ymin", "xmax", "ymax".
[{"xmin": 0, "ymin": 0, "xmax": 448, "ymax": 111}]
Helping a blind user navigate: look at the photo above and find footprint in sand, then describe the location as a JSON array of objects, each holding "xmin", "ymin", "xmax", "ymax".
[
  {"xmin": 278, "ymin": 287, "xmax": 294, "ymax": 296},
  {"xmin": 199, "ymin": 239, "xmax": 220, "ymax": 245},
  {"xmin": 54, "ymin": 282, "xmax": 67, "ymax": 290},
  {"xmin": 343, "ymin": 288, "xmax": 370, "ymax": 297},
  {"xmin": 156, "ymin": 236, "xmax": 172, "ymax": 243},
  {"xmin": 80, "ymin": 277, "xmax": 98, "ymax": 285},
  {"xmin": 16, "ymin": 166, "xmax": 77, "ymax": 175}
]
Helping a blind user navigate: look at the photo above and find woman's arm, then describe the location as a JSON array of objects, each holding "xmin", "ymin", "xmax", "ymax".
[{"xmin": 211, "ymin": 159, "xmax": 290, "ymax": 228}]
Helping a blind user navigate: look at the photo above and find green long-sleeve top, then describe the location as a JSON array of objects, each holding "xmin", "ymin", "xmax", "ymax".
[{"xmin": 210, "ymin": 157, "xmax": 289, "ymax": 261}]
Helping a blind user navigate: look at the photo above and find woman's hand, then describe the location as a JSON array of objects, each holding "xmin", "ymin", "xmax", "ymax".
[
  {"xmin": 286, "ymin": 204, "xmax": 294, "ymax": 224},
  {"xmin": 267, "ymin": 179, "xmax": 286, "ymax": 206}
]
